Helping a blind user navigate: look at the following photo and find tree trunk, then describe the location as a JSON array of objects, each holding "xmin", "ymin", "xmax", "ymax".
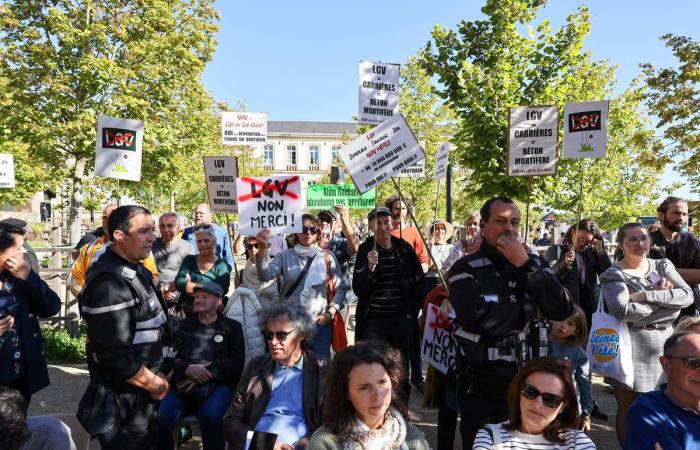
[{"xmin": 68, "ymin": 157, "xmax": 85, "ymax": 245}]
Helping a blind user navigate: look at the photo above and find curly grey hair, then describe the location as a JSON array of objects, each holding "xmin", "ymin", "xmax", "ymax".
[
  {"xmin": 259, "ymin": 303, "xmax": 316, "ymax": 343},
  {"xmin": 194, "ymin": 224, "xmax": 217, "ymax": 243}
]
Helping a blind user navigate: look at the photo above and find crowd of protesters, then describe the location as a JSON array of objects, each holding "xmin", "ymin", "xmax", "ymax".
[{"xmin": 0, "ymin": 195, "xmax": 698, "ymax": 450}]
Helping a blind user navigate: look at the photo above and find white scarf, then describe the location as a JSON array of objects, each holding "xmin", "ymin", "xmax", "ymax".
[
  {"xmin": 343, "ymin": 408, "xmax": 407, "ymax": 450},
  {"xmin": 293, "ymin": 244, "xmax": 328, "ymax": 315}
]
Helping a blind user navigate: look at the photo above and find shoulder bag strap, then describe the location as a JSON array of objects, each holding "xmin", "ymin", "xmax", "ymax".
[
  {"xmin": 283, "ymin": 254, "xmax": 316, "ymax": 300},
  {"xmin": 324, "ymin": 251, "xmax": 334, "ymax": 305}
]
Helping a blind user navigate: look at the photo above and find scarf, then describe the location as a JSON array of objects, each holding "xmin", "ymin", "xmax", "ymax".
[{"xmin": 343, "ymin": 407, "xmax": 407, "ymax": 450}]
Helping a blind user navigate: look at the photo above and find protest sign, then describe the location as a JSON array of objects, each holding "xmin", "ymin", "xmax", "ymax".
[
  {"xmin": 235, "ymin": 175, "xmax": 302, "ymax": 235},
  {"xmin": 204, "ymin": 156, "xmax": 239, "ymax": 213},
  {"xmin": 507, "ymin": 106, "xmax": 559, "ymax": 176},
  {"xmin": 434, "ymin": 143, "xmax": 450, "ymax": 180},
  {"xmin": 421, "ymin": 304, "xmax": 456, "ymax": 375},
  {"xmin": 339, "ymin": 113, "xmax": 425, "ymax": 194},
  {"xmin": 562, "ymin": 100, "xmax": 609, "ymax": 159},
  {"xmin": 358, "ymin": 60, "xmax": 400, "ymax": 125},
  {"xmin": 95, "ymin": 115, "xmax": 144, "ymax": 181},
  {"xmin": 221, "ymin": 112, "xmax": 267, "ymax": 145},
  {"xmin": 307, "ymin": 184, "xmax": 376, "ymax": 209},
  {"xmin": 0, "ymin": 154, "xmax": 15, "ymax": 188},
  {"xmin": 394, "ymin": 158, "xmax": 425, "ymax": 178}
]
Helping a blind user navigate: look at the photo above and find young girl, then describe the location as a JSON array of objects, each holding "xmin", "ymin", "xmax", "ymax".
[{"xmin": 549, "ymin": 306, "xmax": 593, "ymax": 432}]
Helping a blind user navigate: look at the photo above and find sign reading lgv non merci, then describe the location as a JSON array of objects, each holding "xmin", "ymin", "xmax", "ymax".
[{"xmin": 339, "ymin": 113, "xmax": 425, "ymax": 194}]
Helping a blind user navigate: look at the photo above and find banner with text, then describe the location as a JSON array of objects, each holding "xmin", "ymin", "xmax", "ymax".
[
  {"xmin": 562, "ymin": 100, "xmax": 609, "ymax": 159},
  {"xmin": 204, "ymin": 156, "xmax": 239, "ymax": 213},
  {"xmin": 339, "ymin": 113, "xmax": 424, "ymax": 194},
  {"xmin": 222, "ymin": 112, "xmax": 267, "ymax": 146},
  {"xmin": 235, "ymin": 175, "xmax": 302, "ymax": 235},
  {"xmin": 358, "ymin": 60, "xmax": 400, "ymax": 125},
  {"xmin": 0, "ymin": 154, "xmax": 15, "ymax": 188},
  {"xmin": 507, "ymin": 106, "xmax": 558, "ymax": 176},
  {"xmin": 434, "ymin": 143, "xmax": 450, "ymax": 180},
  {"xmin": 307, "ymin": 184, "xmax": 376, "ymax": 209},
  {"xmin": 421, "ymin": 304, "xmax": 456, "ymax": 375},
  {"xmin": 95, "ymin": 115, "xmax": 144, "ymax": 181}
]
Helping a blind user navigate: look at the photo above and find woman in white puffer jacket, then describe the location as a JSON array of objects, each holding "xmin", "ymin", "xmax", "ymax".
[{"xmin": 223, "ymin": 287, "xmax": 266, "ymax": 363}]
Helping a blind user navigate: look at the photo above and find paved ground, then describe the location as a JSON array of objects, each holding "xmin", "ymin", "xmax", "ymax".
[{"xmin": 30, "ymin": 365, "xmax": 620, "ymax": 449}]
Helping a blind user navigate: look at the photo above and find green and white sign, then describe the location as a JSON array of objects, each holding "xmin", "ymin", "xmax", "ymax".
[{"xmin": 307, "ymin": 184, "xmax": 376, "ymax": 209}]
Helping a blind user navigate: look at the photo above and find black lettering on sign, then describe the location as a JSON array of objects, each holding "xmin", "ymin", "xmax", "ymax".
[{"xmin": 103, "ymin": 128, "xmax": 136, "ymax": 151}]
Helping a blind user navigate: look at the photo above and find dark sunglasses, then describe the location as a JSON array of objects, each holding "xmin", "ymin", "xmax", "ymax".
[
  {"xmin": 262, "ymin": 329, "xmax": 297, "ymax": 341},
  {"xmin": 247, "ymin": 243, "xmax": 259, "ymax": 249},
  {"xmin": 301, "ymin": 226, "xmax": 318, "ymax": 235},
  {"xmin": 666, "ymin": 356, "xmax": 700, "ymax": 369},
  {"xmin": 521, "ymin": 383, "xmax": 565, "ymax": 408}
]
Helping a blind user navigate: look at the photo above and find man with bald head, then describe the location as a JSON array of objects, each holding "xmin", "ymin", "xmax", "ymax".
[
  {"xmin": 624, "ymin": 332, "xmax": 700, "ymax": 450},
  {"xmin": 181, "ymin": 203, "xmax": 234, "ymax": 266}
]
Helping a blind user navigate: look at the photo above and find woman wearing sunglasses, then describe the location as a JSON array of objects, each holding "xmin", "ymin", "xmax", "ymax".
[
  {"xmin": 473, "ymin": 357, "xmax": 595, "ymax": 449},
  {"xmin": 238, "ymin": 236, "xmax": 279, "ymax": 310},
  {"xmin": 256, "ymin": 214, "xmax": 346, "ymax": 358},
  {"xmin": 600, "ymin": 222, "xmax": 693, "ymax": 445}
]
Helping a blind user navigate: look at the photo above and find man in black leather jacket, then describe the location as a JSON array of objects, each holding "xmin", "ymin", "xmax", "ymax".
[{"xmin": 447, "ymin": 197, "xmax": 572, "ymax": 449}]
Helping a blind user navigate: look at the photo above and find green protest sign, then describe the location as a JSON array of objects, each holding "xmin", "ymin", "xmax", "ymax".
[{"xmin": 307, "ymin": 184, "xmax": 376, "ymax": 209}]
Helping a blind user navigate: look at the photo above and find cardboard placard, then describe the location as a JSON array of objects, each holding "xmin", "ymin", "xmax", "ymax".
[
  {"xmin": 507, "ymin": 106, "xmax": 559, "ymax": 176},
  {"xmin": 204, "ymin": 156, "xmax": 238, "ymax": 213},
  {"xmin": 562, "ymin": 100, "xmax": 609, "ymax": 159},
  {"xmin": 358, "ymin": 60, "xmax": 400, "ymax": 125},
  {"xmin": 394, "ymin": 158, "xmax": 425, "ymax": 178},
  {"xmin": 95, "ymin": 115, "xmax": 144, "ymax": 181},
  {"xmin": 434, "ymin": 143, "xmax": 450, "ymax": 180},
  {"xmin": 0, "ymin": 154, "xmax": 15, "ymax": 188},
  {"xmin": 235, "ymin": 175, "xmax": 302, "ymax": 235},
  {"xmin": 421, "ymin": 304, "xmax": 456, "ymax": 375},
  {"xmin": 221, "ymin": 112, "xmax": 267, "ymax": 146},
  {"xmin": 339, "ymin": 113, "xmax": 424, "ymax": 194}
]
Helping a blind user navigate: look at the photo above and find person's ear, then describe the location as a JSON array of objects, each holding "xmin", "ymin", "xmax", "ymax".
[{"xmin": 112, "ymin": 229, "xmax": 125, "ymax": 242}]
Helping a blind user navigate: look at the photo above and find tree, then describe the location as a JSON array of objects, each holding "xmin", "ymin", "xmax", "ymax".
[
  {"xmin": 421, "ymin": 0, "xmax": 664, "ymax": 232},
  {"xmin": 0, "ymin": 0, "xmax": 219, "ymax": 241},
  {"xmin": 643, "ymin": 34, "xmax": 700, "ymax": 193}
]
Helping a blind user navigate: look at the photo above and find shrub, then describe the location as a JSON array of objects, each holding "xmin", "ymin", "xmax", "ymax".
[{"xmin": 40, "ymin": 324, "xmax": 86, "ymax": 363}]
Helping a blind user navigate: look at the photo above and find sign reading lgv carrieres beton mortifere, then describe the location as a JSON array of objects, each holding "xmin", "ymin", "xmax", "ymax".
[
  {"xmin": 339, "ymin": 113, "xmax": 424, "ymax": 194},
  {"xmin": 358, "ymin": 60, "xmax": 400, "ymax": 125},
  {"xmin": 507, "ymin": 106, "xmax": 559, "ymax": 177},
  {"xmin": 204, "ymin": 156, "xmax": 238, "ymax": 213}
]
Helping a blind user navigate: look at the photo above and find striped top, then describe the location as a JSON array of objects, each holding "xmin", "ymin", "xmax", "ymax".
[
  {"xmin": 473, "ymin": 422, "xmax": 596, "ymax": 450},
  {"xmin": 367, "ymin": 245, "xmax": 406, "ymax": 317}
]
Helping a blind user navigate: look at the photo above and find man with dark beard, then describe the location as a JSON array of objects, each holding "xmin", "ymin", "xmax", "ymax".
[{"xmin": 649, "ymin": 196, "xmax": 700, "ymax": 318}]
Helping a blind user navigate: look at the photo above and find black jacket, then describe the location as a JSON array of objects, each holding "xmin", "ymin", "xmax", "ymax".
[
  {"xmin": 649, "ymin": 229, "xmax": 700, "ymax": 311},
  {"xmin": 544, "ymin": 244, "xmax": 611, "ymax": 311},
  {"xmin": 163, "ymin": 314, "xmax": 245, "ymax": 386},
  {"xmin": 352, "ymin": 236, "xmax": 426, "ymax": 339}
]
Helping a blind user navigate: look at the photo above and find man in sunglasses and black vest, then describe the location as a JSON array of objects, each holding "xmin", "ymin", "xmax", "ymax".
[
  {"xmin": 447, "ymin": 197, "xmax": 573, "ymax": 449},
  {"xmin": 624, "ymin": 331, "xmax": 700, "ymax": 450}
]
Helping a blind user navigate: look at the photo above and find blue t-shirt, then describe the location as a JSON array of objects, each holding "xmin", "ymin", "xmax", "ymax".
[
  {"xmin": 624, "ymin": 384, "xmax": 700, "ymax": 450},
  {"xmin": 182, "ymin": 223, "xmax": 234, "ymax": 266}
]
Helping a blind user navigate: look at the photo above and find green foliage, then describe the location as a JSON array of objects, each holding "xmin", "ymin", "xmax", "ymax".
[
  {"xmin": 643, "ymin": 34, "xmax": 700, "ymax": 193},
  {"xmin": 421, "ymin": 0, "xmax": 664, "ymax": 230},
  {"xmin": 41, "ymin": 324, "xmax": 86, "ymax": 363}
]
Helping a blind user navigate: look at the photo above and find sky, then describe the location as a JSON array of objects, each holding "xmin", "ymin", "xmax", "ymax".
[{"xmin": 201, "ymin": 0, "xmax": 698, "ymax": 199}]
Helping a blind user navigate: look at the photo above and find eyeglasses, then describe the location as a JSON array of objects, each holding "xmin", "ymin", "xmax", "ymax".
[
  {"xmin": 262, "ymin": 328, "xmax": 297, "ymax": 341},
  {"xmin": 301, "ymin": 226, "xmax": 318, "ymax": 235},
  {"xmin": 665, "ymin": 356, "xmax": 700, "ymax": 369},
  {"xmin": 625, "ymin": 236, "xmax": 649, "ymax": 246},
  {"xmin": 520, "ymin": 383, "xmax": 565, "ymax": 408}
]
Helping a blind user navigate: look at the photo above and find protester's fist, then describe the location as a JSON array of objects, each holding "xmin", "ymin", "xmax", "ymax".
[
  {"xmin": 564, "ymin": 249, "xmax": 576, "ymax": 266},
  {"xmin": 5, "ymin": 255, "xmax": 30, "ymax": 281},
  {"xmin": 150, "ymin": 375, "xmax": 170, "ymax": 401},
  {"xmin": 335, "ymin": 204, "xmax": 350, "ymax": 222},
  {"xmin": 256, "ymin": 229, "xmax": 271, "ymax": 256},
  {"xmin": 0, "ymin": 315, "xmax": 14, "ymax": 336},
  {"xmin": 656, "ymin": 277, "xmax": 673, "ymax": 291},
  {"xmin": 368, "ymin": 250, "xmax": 379, "ymax": 272}
]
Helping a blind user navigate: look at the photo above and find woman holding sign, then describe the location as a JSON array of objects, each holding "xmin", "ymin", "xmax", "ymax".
[
  {"xmin": 255, "ymin": 214, "xmax": 345, "ymax": 358},
  {"xmin": 600, "ymin": 222, "xmax": 693, "ymax": 445}
]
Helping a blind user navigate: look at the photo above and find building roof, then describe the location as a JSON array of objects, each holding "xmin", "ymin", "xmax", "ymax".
[{"xmin": 268, "ymin": 121, "xmax": 359, "ymax": 135}]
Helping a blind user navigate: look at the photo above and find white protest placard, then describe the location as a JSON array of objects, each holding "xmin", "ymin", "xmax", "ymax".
[
  {"xmin": 339, "ymin": 113, "xmax": 424, "ymax": 194},
  {"xmin": 507, "ymin": 106, "xmax": 558, "ymax": 176},
  {"xmin": 0, "ymin": 154, "xmax": 15, "ymax": 188},
  {"xmin": 235, "ymin": 175, "xmax": 302, "ymax": 235},
  {"xmin": 358, "ymin": 60, "xmax": 400, "ymax": 125},
  {"xmin": 95, "ymin": 115, "xmax": 144, "ymax": 181},
  {"xmin": 434, "ymin": 143, "xmax": 450, "ymax": 180},
  {"xmin": 421, "ymin": 304, "xmax": 456, "ymax": 375},
  {"xmin": 221, "ymin": 112, "xmax": 267, "ymax": 146},
  {"xmin": 204, "ymin": 156, "xmax": 238, "ymax": 213},
  {"xmin": 394, "ymin": 158, "xmax": 425, "ymax": 178},
  {"xmin": 562, "ymin": 100, "xmax": 609, "ymax": 159}
]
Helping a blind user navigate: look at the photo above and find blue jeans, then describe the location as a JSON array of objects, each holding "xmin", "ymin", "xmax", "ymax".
[
  {"xmin": 307, "ymin": 322, "xmax": 331, "ymax": 358},
  {"xmin": 157, "ymin": 384, "xmax": 233, "ymax": 450}
]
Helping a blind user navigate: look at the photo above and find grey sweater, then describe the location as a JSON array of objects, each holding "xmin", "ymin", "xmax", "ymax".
[{"xmin": 308, "ymin": 424, "xmax": 430, "ymax": 450}]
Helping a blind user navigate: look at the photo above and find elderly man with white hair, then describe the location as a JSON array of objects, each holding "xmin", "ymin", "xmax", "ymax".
[{"xmin": 153, "ymin": 212, "xmax": 194, "ymax": 306}]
